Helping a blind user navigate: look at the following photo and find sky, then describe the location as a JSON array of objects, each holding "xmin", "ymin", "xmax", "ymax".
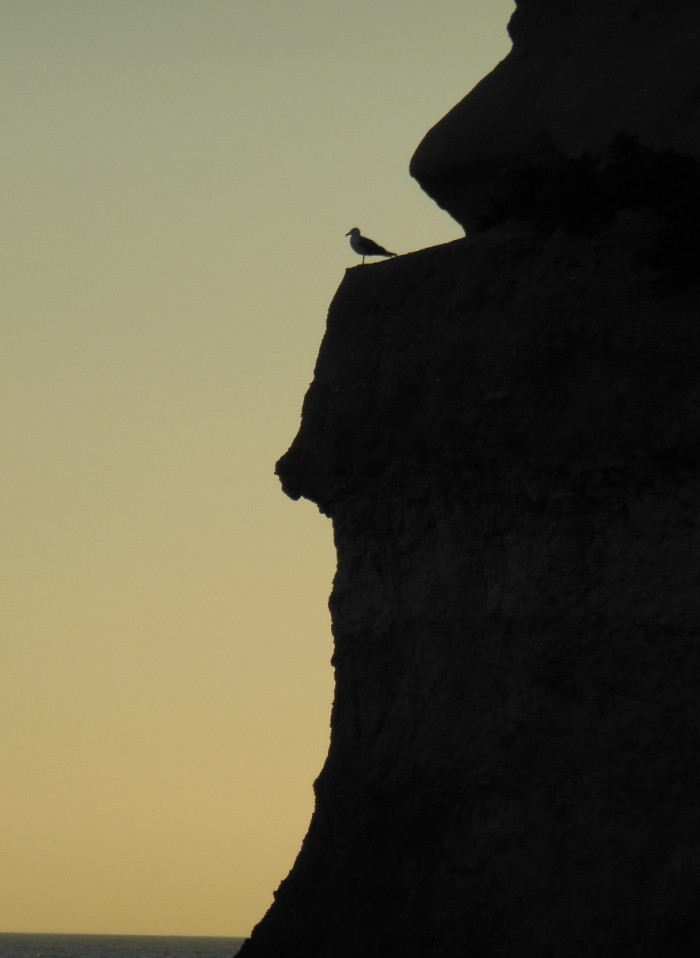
[{"xmin": 1, "ymin": 0, "xmax": 514, "ymax": 938}]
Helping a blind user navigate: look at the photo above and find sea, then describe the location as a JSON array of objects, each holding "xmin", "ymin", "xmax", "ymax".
[{"xmin": 0, "ymin": 935, "xmax": 245, "ymax": 958}]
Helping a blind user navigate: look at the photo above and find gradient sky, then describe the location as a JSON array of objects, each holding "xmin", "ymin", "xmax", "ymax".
[{"xmin": 2, "ymin": 0, "xmax": 514, "ymax": 937}]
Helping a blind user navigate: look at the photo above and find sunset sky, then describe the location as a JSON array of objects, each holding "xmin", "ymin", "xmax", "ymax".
[{"xmin": 2, "ymin": 0, "xmax": 514, "ymax": 937}]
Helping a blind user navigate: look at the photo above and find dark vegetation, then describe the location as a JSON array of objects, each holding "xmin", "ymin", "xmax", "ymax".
[{"xmin": 504, "ymin": 135, "xmax": 700, "ymax": 294}]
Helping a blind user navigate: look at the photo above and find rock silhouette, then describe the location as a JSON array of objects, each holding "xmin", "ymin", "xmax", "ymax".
[
  {"xmin": 411, "ymin": 0, "xmax": 700, "ymax": 232},
  {"xmin": 237, "ymin": 1, "xmax": 700, "ymax": 955}
]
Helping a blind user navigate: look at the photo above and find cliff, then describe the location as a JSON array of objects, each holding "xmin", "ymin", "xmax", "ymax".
[
  {"xmin": 237, "ymin": 2, "xmax": 700, "ymax": 955},
  {"xmin": 411, "ymin": 0, "xmax": 700, "ymax": 231}
]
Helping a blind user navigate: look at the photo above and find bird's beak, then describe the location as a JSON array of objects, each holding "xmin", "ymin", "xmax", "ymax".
[{"xmin": 345, "ymin": 231, "xmax": 351, "ymax": 236}]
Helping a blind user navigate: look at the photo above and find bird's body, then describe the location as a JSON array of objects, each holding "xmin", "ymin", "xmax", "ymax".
[{"xmin": 346, "ymin": 227, "xmax": 396, "ymax": 264}]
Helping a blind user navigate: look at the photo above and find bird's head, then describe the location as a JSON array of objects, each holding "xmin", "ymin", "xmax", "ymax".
[{"xmin": 346, "ymin": 227, "xmax": 360, "ymax": 237}]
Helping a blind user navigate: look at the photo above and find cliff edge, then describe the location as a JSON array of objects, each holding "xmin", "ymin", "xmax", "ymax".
[{"xmin": 237, "ymin": 1, "xmax": 700, "ymax": 955}]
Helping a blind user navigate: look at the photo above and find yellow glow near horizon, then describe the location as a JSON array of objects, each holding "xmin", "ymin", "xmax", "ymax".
[{"xmin": 1, "ymin": 0, "xmax": 514, "ymax": 937}]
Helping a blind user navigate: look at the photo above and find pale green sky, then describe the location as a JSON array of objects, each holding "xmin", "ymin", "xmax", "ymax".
[{"xmin": 1, "ymin": 0, "xmax": 514, "ymax": 937}]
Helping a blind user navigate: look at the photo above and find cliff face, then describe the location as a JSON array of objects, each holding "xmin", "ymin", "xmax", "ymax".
[
  {"xmin": 240, "ymin": 218, "xmax": 700, "ymax": 958},
  {"xmin": 237, "ymin": 2, "xmax": 700, "ymax": 955}
]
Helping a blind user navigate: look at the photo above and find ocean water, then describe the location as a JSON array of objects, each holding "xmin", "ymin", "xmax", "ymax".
[{"xmin": 0, "ymin": 935, "xmax": 245, "ymax": 958}]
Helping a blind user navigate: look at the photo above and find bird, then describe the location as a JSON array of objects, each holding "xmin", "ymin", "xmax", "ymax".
[{"xmin": 346, "ymin": 227, "xmax": 396, "ymax": 264}]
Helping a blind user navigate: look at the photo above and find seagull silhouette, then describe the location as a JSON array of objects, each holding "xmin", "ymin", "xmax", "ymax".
[{"xmin": 346, "ymin": 227, "xmax": 396, "ymax": 264}]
